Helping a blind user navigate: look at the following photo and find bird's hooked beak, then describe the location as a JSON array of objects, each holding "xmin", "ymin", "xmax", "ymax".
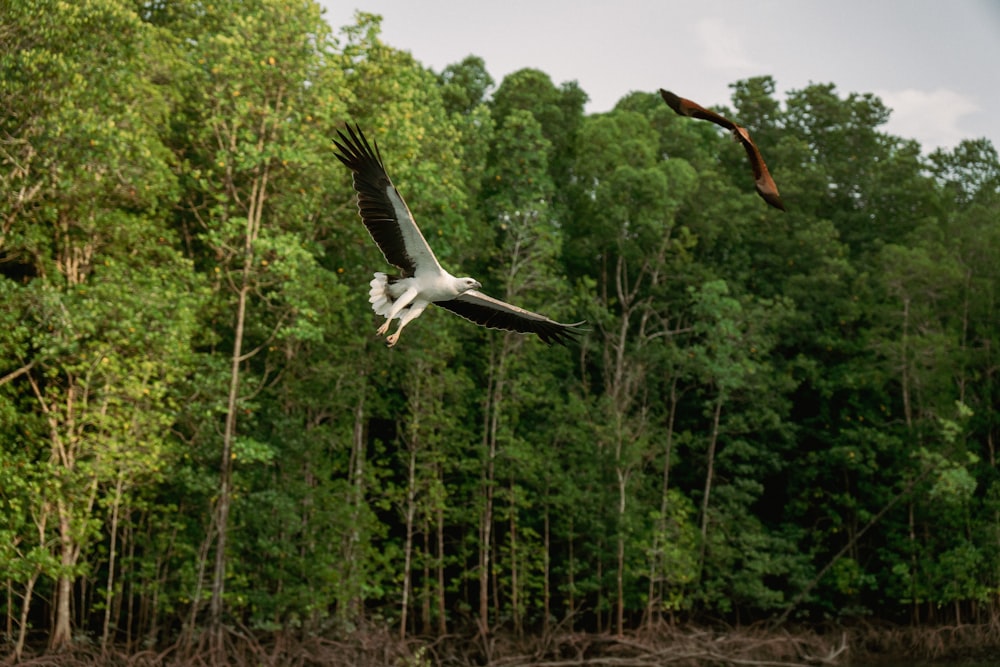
[{"xmin": 471, "ymin": 280, "xmax": 482, "ymax": 290}]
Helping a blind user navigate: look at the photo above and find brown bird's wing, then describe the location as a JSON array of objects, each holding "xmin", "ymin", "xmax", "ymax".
[
  {"xmin": 732, "ymin": 126, "xmax": 785, "ymax": 211},
  {"xmin": 659, "ymin": 89, "xmax": 785, "ymax": 211},
  {"xmin": 660, "ymin": 89, "xmax": 736, "ymax": 132}
]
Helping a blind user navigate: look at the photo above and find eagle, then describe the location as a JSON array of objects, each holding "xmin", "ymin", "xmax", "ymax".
[
  {"xmin": 333, "ymin": 124, "xmax": 583, "ymax": 347},
  {"xmin": 660, "ymin": 89, "xmax": 785, "ymax": 211}
]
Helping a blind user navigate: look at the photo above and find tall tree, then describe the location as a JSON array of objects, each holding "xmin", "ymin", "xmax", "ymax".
[
  {"xmin": 165, "ymin": 0, "xmax": 341, "ymax": 639},
  {"xmin": 473, "ymin": 109, "xmax": 567, "ymax": 634},
  {"xmin": 490, "ymin": 68, "xmax": 587, "ymax": 220},
  {"xmin": 569, "ymin": 107, "xmax": 699, "ymax": 633},
  {"xmin": 0, "ymin": 0, "xmax": 194, "ymax": 649}
]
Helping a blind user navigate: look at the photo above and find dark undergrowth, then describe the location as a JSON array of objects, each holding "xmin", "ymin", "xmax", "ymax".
[
  {"xmin": 847, "ymin": 618, "xmax": 1000, "ymax": 662},
  {"xmin": 6, "ymin": 620, "xmax": 1000, "ymax": 666}
]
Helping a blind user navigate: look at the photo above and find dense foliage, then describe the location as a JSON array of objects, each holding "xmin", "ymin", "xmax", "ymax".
[{"xmin": 2, "ymin": 0, "xmax": 999, "ymax": 657}]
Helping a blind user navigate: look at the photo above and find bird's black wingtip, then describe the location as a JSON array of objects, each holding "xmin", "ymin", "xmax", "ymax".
[
  {"xmin": 332, "ymin": 122, "xmax": 384, "ymax": 169},
  {"xmin": 541, "ymin": 321, "xmax": 588, "ymax": 346}
]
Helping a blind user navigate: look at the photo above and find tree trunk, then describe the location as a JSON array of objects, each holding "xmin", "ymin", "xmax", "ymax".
[
  {"xmin": 209, "ymin": 141, "xmax": 270, "ymax": 637},
  {"xmin": 615, "ymin": 464, "xmax": 628, "ymax": 636},
  {"xmin": 646, "ymin": 379, "xmax": 679, "ymax": 627},
  {"xmin": 543, "ymin": 496, "xmax": 551, "ymax": 636},
  {"xmin": 51, "ymin": 503, "xmax": 75, "ymax": 650},
  {"xmin": 101, "ymin": 475, "xmax": 125, "ymax": 650},
  {"xmin": 183, "ymin": 508, "xmax": 215, "ymax": 649},
  {"xmin": 478, "ymin": 429, "xmax": 496, "ymax": 635},
  {"xmin": 900, "ymin": 297, "xmax": 913, "ymax": 429},
  {"xmin": 209, "ymin": 281, "xmax": 248, "ymax": 633},
  {"xmin": 421, "ymin": 520, "xmax": 432, "ymax": 634},
  {"xmin": 27, "ymin": 373, "xmax": 78, "ymax": 651},
  {"xmin": 344, "ymin": 389, "xmax": 367, "ymax": 624},
  {"xmin": 509, "ymin": 480, "xmax": 521, "ymax": 637},
  {"xmin": 698, "ymin": 395, "xmax": 724, "ymax": 573},
  {"xmin": 13, "ymin": 568, "xmax": 41, "ymax": 661},
  {"xmin": 400, "ymin": 446, "xmax": 417, "ymax": 639},
  {"xmin": 435, "ymin": 467, "xmax": 447, "ymax": 635},
  {"xmin": 567, "ymin": 517, "xmax": 575, "ymax": 631},
  {"xmin": 596, "ymin": 551, "xmax": 604, "ymax": 633},
  {"xmin": 909, "ymin": 500, "xmax": 919, "ymax": 625},
  {"xmin": 479, "ymin": 340, "xmax": 509, "ymax": 636}
]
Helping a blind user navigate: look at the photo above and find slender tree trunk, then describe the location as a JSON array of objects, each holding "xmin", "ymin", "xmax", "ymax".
[
  {"xmin": 615, "ymin": 463, "xmax": 628, "ymax": 636},
  {"xmin": 101, "ymin": 475, "xmax": 125, "ymax": 650},
  {"xmin": 28, "ymin": 373, "xmax": 78, "ymax": 651},
  {"xmin": 345, "ymin": 389, "xmax": 367, "ymax": 624},
  {"xmin": 77, "ymin": 571, "xmax": 88, "ymax": 631},
  {"xmin": 603, "ymin": 250, "xmax": 656, "ymax": 636},
  {"xmin": 491, "ymin": 532, "xmax": 501, "ymax": 624},
  {"xmin": 421, "ymin": 520, "xmax": 431, "ymax": 634},
  {"xmin": 645, "ymin": 560, "xmax": 656, "ymax": 629},
  {"xmin": 435, "ymin": 468, "xmax": 447, "ymax": 635},
  {"xmin": 646, "ymin": 380, "xmax": 679, "ymax": 627},
  {"xmin": 957, "ymin": 270, "xmax": 972, "ymax": 404},
  {"xmin": 900, "ymin": 297, "xmax": 913, "ymax": 429},
  {"xmin": 567, "ymin": 517, "xmax": 575, "ymax": 631},
  {"xmin": 9, "ymin": 456, "xmax": 45, "ymax": 659},
  {"xmin": 209, "ymin": 281, "xmax": 248, "ymax": 633},
  {"xmin": 209, "ymin": 146, "xmax": 270, "ymax": 638},
  {"xmin": 509, "ymin": 481, "xmax": 521, "ymax": 637},
  {"xmin": 400, "ymin": 446, "xmax": 417, "ymax": 639},
  {"xmin": 53, "ymin": 469, "xmax": 95, "ymax": 653},
  {"xmin": 5, "ymin": 579, "xmax": 10, "ymax": 647},
  {"xmin": 543, "ymin": 495, "xmax": 551, "ymax": 636},
  {"xmin": 698, "ymin": 395, "xmax": 724, "ymax": 572},
  {"xmin": 183, "ymin": 508, "xmax": 216, "ymax": 650},
  {"xmin": 124, "ymin": 518, "xmax": 138, "ymax": 650},
  {"xmin": 656, "ymin": 378, "xmax": 680, "ymax": 622},
  {"xmin": 51, "ymin": 504, "xmax": 75, "ymax": 650},
  {"xmin": 596, "ymin": 550, "xmax": 604, "ymax": 633},
  {"xmin": 909, "ymin": 500, "xmax": 918, "ymax": 625},
  {"xmin": 13, "ymin": 569, "xmax": 40, "ymax": 662},
  {"xmin": 479, "ymin": 341, "xmax": 508, "ymax": 636},
  {"xmin": 479, "ymin": 464, "xmax": 494, "ymax": 635}
]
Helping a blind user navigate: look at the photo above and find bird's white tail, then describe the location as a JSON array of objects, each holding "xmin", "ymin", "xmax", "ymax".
[{"xmin": 369, "ymin": 272, "xmax": 395, "ymax": 319}]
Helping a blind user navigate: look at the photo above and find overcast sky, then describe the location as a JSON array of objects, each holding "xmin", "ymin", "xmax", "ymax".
[{"xmin": 317, "ymin": 0, "xmax": 1000, "ymax": 154}]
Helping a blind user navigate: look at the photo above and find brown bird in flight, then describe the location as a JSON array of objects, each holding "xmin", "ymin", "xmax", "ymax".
[{"xmin": 660, "ymin": 89, "xmax": 785, "ymax": 211}]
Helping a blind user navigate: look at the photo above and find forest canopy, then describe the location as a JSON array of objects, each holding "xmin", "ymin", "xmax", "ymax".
[{"xmin": 2, "ymin": 0, "xmax": 1000, "ymax": 658}]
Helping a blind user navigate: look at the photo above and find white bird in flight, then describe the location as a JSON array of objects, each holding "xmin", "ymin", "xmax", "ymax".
[{"xmin": 333, "ymin": 124, "xmax": 583, "ymax": 347}]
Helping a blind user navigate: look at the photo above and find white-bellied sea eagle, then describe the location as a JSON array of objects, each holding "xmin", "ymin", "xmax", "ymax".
[
  {"xmin": 660, "ymin": 89, "xmax": 785, "ymax": 211},
  {"xmin": 333, "ymin": 124, "xmax": 583, "ymax": 347}
]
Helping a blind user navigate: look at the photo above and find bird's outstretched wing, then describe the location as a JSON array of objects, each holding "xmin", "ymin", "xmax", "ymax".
[
  {"xmin": 332, "ymin": 124, "xmax": 443, "ymax": 276},
  {"xmin": 660, "ymin": 89, "xmax": 785, "ymax": 211},
  {"xmin": 436, "ymin": 290, "xmax": 584, "ymax": 346}
]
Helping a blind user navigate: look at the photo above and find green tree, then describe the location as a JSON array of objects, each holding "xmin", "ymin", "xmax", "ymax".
[
  {"xmin": 163, "ymin": 0, "xmax": 342, "ymax": 640},
  {"xmin": 490, "ymin": 68, "xmax": 587, "ymax": 220},
  {"xmin": 569, "ymin": 107, "xmax": 699, "ymax": 632},
  {"xmin": 438, "ymin": 55, "xmax": 494, "ymax": 117},
  {"xmin": 782, "ymin": 82, "xmax": 937, "ymax": 254},
  {"xmin": 472, "ymin": 109, "xmax": 573, "ymax": 634},
  {"xmin": 0, "ymin": 0, "xmax": 196, "ymax": 650},
  {"xmin": 685, "ymin": 280, "xmax": 798, "ymax": 616}
]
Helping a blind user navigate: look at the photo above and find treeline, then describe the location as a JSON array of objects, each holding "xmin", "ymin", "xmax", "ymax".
[{"xmin": 2, "ymin": 0, "xmax": 1000, "ymax": 659}]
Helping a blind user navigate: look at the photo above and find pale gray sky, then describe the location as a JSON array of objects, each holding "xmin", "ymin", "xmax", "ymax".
[{"xmin": 319, "ymin": 0, "xmax": 1000, "ymax": 154}]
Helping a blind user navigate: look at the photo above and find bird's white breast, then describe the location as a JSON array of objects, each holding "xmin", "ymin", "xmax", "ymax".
[
  {"xmin": 388, "ymin": 271, "xmax": 462, "ymax": 303},
  {"xmin": 418, "ymin": 271, "xmax": 464, "ymax": 302}
]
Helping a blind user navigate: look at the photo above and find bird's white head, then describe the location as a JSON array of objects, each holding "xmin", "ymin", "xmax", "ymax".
[{"xmin": 458, "ymin": 277, "xmax": 481, "ymax": 293}]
